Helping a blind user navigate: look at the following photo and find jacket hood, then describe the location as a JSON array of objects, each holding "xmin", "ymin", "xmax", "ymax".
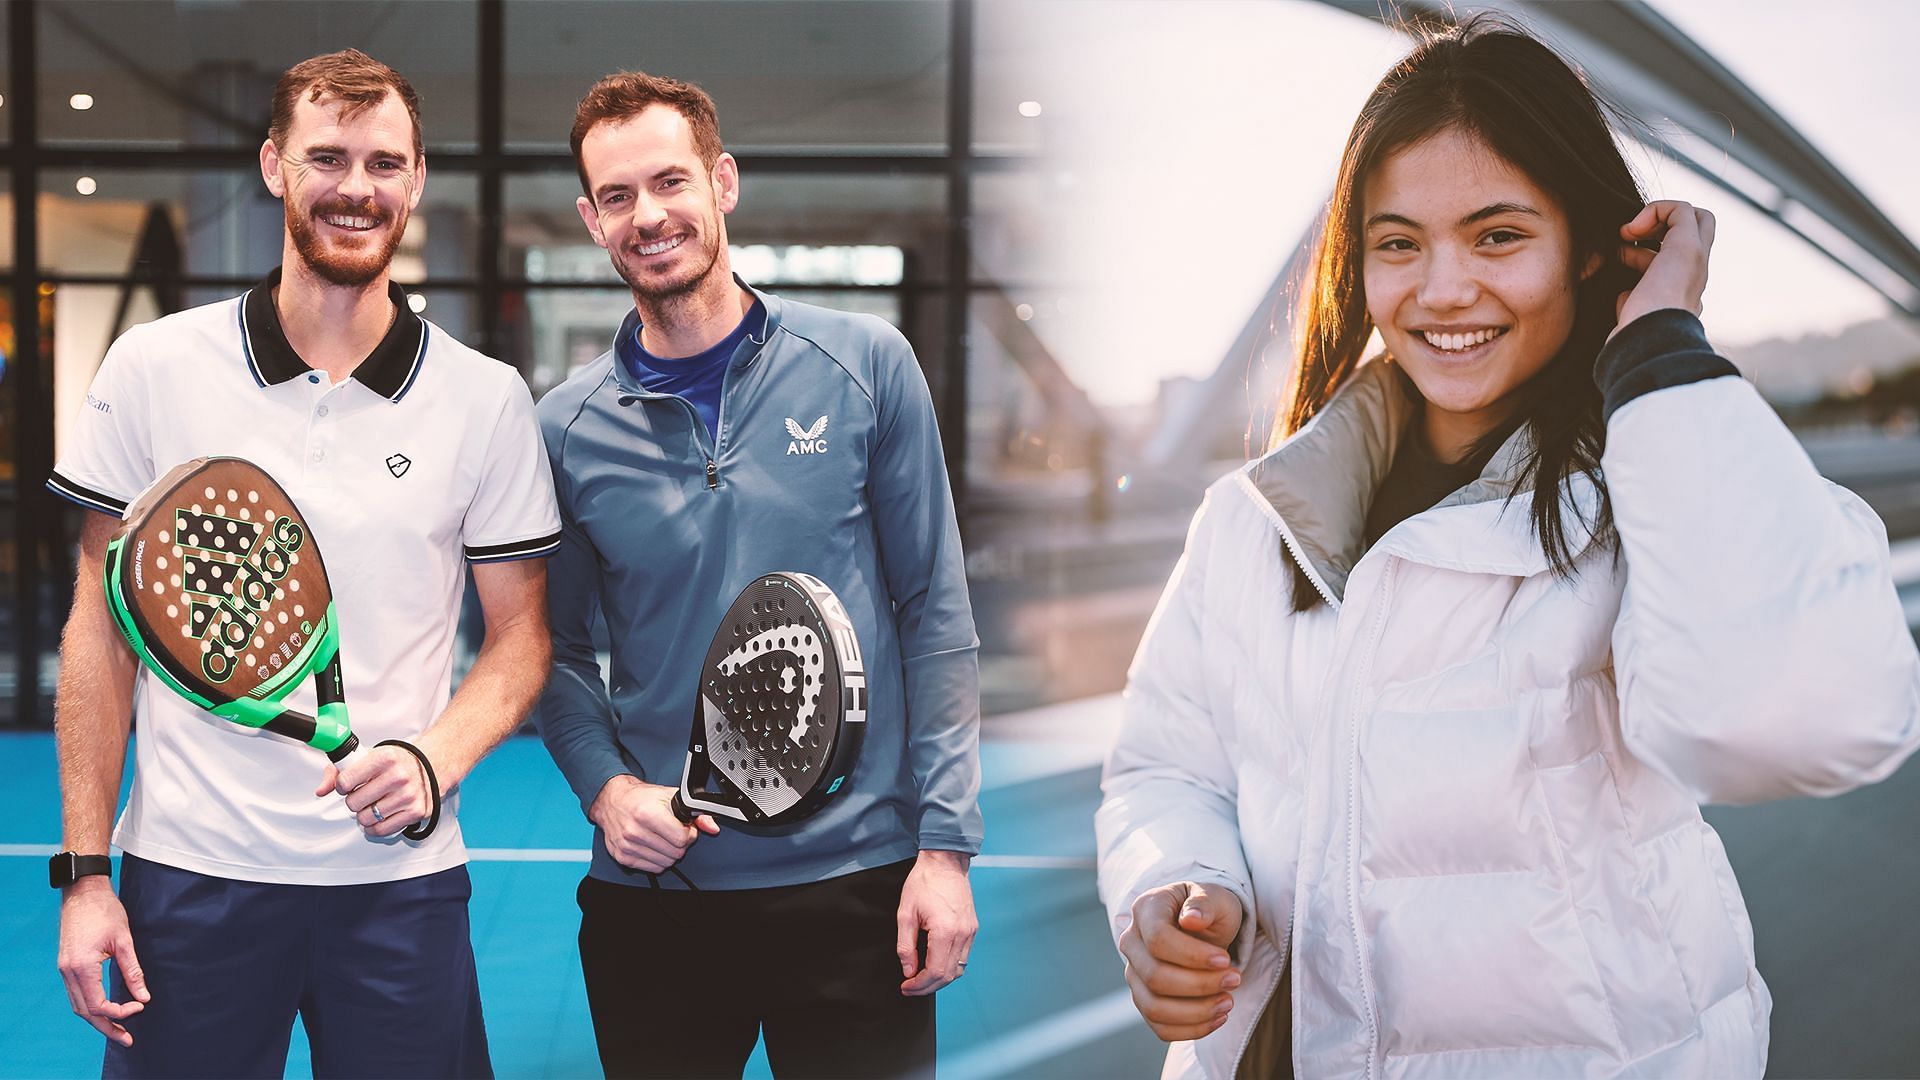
[{"xmin": 1246, "ymin": 357, "xmax": 1601, "ymax": 602}]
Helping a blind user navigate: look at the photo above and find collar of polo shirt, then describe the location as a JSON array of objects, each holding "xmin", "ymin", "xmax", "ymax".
[{"xmin": 239, "ymin": 267, "xmax": 430, "ymax": 402}]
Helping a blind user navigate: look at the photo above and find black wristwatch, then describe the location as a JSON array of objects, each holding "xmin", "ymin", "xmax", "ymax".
[{"xmin": 48, "ymin": 852, "xmax": 112, "ymax": 889}]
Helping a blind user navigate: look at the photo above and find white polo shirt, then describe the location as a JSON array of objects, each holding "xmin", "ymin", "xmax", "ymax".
[{"xmin": 49, "ymin": 270, "xmax": 560, "ymax": 885}]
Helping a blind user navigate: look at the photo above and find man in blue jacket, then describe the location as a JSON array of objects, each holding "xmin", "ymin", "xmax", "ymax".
[{"xmin": 535, "ymin": 70, "xmax": 982, "ymax": 1078}]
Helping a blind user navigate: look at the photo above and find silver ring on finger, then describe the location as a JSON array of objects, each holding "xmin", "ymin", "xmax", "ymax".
[{"xmin": 370, "ymin": 802, "xmax": 384, "ymax": 823}]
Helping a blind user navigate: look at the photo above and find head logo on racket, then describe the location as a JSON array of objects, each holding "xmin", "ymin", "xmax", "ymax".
[{"xmin": 672, "ymin": 572, "xmax": 866, "ymax": 829}]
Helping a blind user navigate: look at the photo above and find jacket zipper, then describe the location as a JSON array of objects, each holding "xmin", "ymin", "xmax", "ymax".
[
  {"xmin": 706, "ymin": 366, "xmax": 732, "ymax": 491},
  {"xmin": 675, "ymin": 395, "xmax": 721, "ymax": 491},
  {"xmin": 619, "ymin": 301, "xmax": 766, "ymax": 494},
  {"xmin": 702, "ymin": 315, "xmax": 767, "ymax": 491},
  {"xmin": 1238, "ymin": 473, "xmax": 1339, "ymax": 609},
  {"xmin": 1278, "ymin": 524, "xmax": 1339, "ymax": 609},
  {"xmin": 1344, "ymin": 557, "xmax": 1394, "ymax": 1080},
  {"xmin": 654, "ymin": 394, "xmax": 722, "ymax": 492}
]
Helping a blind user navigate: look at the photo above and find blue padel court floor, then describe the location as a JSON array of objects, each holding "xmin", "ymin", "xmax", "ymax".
[
  {"xmin": 0, "ymin": 698, "xmax": 1167, "ymax": 1079},
  {"xmin": 8, "ymin": 679, "xmax": 1920, "ymax": 1078}
]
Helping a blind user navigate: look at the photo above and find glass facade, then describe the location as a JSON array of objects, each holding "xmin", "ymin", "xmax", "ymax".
[
  {"xmin": 35, "ymin": 1, "xmax": 480, "ymax": 149},
  {"xmin": 501, "ymin": 1, "xmax": 949, "ymax": 154},
  {"xmin": 0, "ymin": 0, "xmax": 1004, "ymax": 726}
]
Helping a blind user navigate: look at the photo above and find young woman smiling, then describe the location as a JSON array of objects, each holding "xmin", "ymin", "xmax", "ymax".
[{"xmin": 1097, "ymin": 17, "xmax": 1920, "ymax": 1079}]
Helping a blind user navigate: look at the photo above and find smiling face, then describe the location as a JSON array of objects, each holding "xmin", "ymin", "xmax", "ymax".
[
  {"xmin": 1362, "ymin": 126, "xmax": 1596, "ymax": 459},
  {"xmin": 575, "ymin": 103, "xmax": 738, "ymax": 305},
  {"xmin": 261, "ymin": 90, "xmax": 423, "ymax": 288}
]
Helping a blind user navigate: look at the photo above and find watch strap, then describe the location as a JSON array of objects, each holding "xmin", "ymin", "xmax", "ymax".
[{"xmin": 48, "ymin": 852, "xmax": 112, "ymax": 889}]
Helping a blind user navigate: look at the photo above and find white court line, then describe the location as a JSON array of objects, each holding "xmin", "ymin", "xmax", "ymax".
[
  {"xmin": 972, "ymin": 854, "xmax": 1096, "ymax": 870},
  {"xmin": 462, "ymin": 849, "xmax": 1096, "ymax": 869},
  {"xmin": 468, "ymin": 847, "xmax": 588, "ymax": 862},
  {"xmin": 943, "ymin": 987, "xmax": 1142, "ymax": 1080},
  {"xmin": 0, "ymin": 844, "xmax": 1093, "ymax": 870}
]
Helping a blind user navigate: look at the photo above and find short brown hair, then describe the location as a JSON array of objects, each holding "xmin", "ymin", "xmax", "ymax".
[
  {"xmin": 571, "ymin": 71, "xmax": 724, "ymax": 197},
  {"xmin": 270, "ymin": 49, "xmax": 423, "ymax": 161}
]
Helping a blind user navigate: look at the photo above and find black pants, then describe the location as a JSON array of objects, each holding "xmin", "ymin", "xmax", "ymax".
[{"xmin": 577, "ymin": 859, "xmax": 935, "ymax": 1079}]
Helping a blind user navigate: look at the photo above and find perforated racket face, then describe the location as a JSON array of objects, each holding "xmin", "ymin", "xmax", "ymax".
[
  {"xmin": 696, "ymin": 573, "xmax": 865, "ymax": 823},
  {"xmin": 110, "ymin": 457, "xmax": 332, "ymax": 704}
]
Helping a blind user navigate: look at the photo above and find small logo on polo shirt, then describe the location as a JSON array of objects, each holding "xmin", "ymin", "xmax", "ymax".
[
  {"xmin": 784, "ymin": 415, "xmax": 829, "ymax": 456},
  {"xmin": 386, "ymin": 453, "xmax": 412, "ymax": 478}
]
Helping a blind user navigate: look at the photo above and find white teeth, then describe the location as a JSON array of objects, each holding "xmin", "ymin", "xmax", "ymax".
[
  {"xmin": 322, "ymin": 214, "xmax": 377, "ymax": 230},
  {"xmin": 637, "ymin": 235, "xmax": 685, "ymax": 256},
  {"xmin": 1420, "ymin": 327, "xmax": 1504, "ymax": 352}
]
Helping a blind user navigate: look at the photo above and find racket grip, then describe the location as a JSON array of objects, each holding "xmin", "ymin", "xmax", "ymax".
[
  {"xmin": 327, "ymin": 732, "xmax": 359, "ymax": 763},
  {"xmin": 669, "ymin": 791, "xmax": 697, "ymax": 824}
]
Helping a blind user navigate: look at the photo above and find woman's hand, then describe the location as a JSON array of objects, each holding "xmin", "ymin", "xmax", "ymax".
[
  {"xmin": 1612, "ymin": 199, "xmax": 1715, "ymax": 340},
  {"xmin": 1119, "ymin": 881, "xmax": 1245, "ymax": 1042}
]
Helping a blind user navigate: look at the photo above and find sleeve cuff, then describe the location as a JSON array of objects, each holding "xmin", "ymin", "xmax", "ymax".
[
  {"xmin": 916, "ymin": 832, "xmax": 983, "ymax": 857},
  {"xmin": 465, "ymin": 531, "xmax": 563, "ymax": 563},
  {"xmin": 46, "ymin": 473, "xmax": 130, "ymax": 516},
  {"xmin": 576, "ymin": 764, "xmax": 639, "ymax": 819},
  {"xmin": 1594, "ymin": 308, "xmax": 1741, "ymax": 422},
  {"xmin": 1187, "ymin": 863, "xmax": 1258, "ymax": 964}
]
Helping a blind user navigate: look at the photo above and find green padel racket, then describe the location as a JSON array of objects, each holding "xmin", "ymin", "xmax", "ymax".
[{"xmin": 104, "ymin": 456, "xmax": 430, "ymax": 840}]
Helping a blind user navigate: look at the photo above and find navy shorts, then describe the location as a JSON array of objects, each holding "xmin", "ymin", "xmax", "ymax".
[{"xmin": 103, "ymin": 854, "xmax": 492, "ymax": 1079}]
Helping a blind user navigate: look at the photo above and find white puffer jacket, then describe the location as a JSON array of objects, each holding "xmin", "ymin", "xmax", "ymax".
[{"xmin": 1096, "ymin": 357, "xmax": 1920, "ymax": 1079}]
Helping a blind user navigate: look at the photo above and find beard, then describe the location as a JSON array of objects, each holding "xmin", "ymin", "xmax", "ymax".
[
  {"xmin": 608, "ymin": 223, "xmax": 724, "ymax": 304},
  {"xmin": 287, "ymin": 198, "xmax": 405, "ymax": 287}
]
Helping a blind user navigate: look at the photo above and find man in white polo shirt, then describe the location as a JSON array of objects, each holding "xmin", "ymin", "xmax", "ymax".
[{"xmin": 45, "ymin": 50, "xmax": 556, "ymax": 1078}]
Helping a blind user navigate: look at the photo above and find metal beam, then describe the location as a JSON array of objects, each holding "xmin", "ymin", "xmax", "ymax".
[
  {"xmin": 9, "ymin": 0, "xmax": 45, "ymax": 727},
  {"xmin": 943, "ymin": 0, "xmax": 976, "ymax": 517},
  {"xmin": 478, "ymin": 0, "xmax": 505, "ymax": 359}
]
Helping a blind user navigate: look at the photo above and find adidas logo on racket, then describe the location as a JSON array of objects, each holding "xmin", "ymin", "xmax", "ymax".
[
  {"xmin": 671, "ymin": 572, "xmax": 866, "ymax": 830},
  {"xmin": 104, "ymin": 456, "xmax": 439, "ymax": 839}
]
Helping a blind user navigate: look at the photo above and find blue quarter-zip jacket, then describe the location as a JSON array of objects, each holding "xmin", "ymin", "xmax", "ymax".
[{"xmin": 535, "ymin": 281, "xmax": 983, "ymax": 889}]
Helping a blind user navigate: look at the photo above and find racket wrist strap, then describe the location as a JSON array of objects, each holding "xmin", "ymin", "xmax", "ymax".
[{"xmin": 377, "ymin": 739, "xmax": 441, "ymax": 841}]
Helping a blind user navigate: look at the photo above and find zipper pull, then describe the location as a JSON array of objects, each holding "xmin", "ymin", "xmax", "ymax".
[{"xmin": 705, "ymin": 458, "xmax": 718, "ymax": 490}]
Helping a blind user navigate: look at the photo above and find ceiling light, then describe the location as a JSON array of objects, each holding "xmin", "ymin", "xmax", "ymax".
[
  {"xmin": 75, "ymin": 176, "xmax": 97, "ymax": 196},
  {"xmin": 69, "ymin": 93, "xmax": 95, "ymax": 111},
  {"xmin": 407, "ymin": 293, "xmax": 427, "ymax": 314},
  {"xmin": 1018, "ymin": 101, "xmax": 1042, "ymax": 118}
]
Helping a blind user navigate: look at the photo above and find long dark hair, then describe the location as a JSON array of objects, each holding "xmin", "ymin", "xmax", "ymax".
[{"xmin": 1277, "ymin": 15, "xmax": 1643, "ymax": 610}]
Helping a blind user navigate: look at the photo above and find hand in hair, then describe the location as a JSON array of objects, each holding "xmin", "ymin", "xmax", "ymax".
[{"xmin": 1611, "ymin": 200, "xmax": 1716, "ymax": 339}]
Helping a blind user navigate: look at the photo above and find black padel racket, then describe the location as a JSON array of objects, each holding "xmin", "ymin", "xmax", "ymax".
[
  {"xmin": 104, "ymin": 457, "xmax": 431, "ymax": 840},
  {"xmin": 671, "ymin": 572, "xmax": 867, "ymax": 829}
]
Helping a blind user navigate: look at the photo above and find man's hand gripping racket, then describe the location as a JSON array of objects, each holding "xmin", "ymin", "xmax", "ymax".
[{"xmin": 604, "ymin": 573, "xmax": 866, "ymax": 888}]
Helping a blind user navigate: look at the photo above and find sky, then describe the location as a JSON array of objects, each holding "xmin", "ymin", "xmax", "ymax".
[{"xmin": 993, "ymin": 0, "xmax": 1920, "ymax": 408}]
